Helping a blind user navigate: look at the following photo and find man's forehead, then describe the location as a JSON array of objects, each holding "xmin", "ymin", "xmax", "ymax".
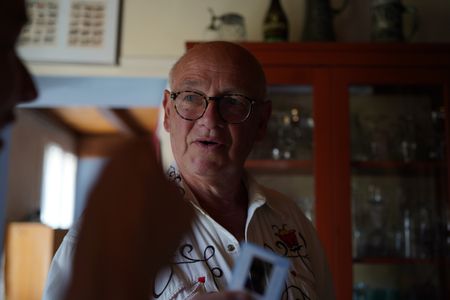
[{"xmin": 174, "ymin": 58, "xmax": 257, "ymax": 82}]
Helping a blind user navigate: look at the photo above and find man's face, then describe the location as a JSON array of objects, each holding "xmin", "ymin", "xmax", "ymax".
[
  {"xmin": 163, "ymin": 44, "xmax": 270, "ymax": 179},
  {"xmin": 0, "ymin": 0, "xmax": 38, "ymax": 149}
]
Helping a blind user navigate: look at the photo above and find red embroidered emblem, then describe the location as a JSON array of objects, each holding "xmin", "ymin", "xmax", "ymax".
[
  {"xmin": 198, "ymin": 276, "xmax": 206, "ymax": 283},
  {"xmin": 275, "ymin": 224, "xmax": 300, "ymax": 251}
]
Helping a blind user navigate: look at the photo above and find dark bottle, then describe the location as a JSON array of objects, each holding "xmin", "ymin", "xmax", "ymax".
[{"xmin": 263, "ymin": 0, "xmax": 289, "ymax": 42}]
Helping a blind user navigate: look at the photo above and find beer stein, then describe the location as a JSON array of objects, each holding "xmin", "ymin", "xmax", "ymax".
[{"xmin": 371, "ymin": 0, "xmax": 418, "ymax": 41}]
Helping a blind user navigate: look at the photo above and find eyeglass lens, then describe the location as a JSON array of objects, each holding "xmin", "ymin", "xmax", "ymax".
[{"xmin": 174, "ymin": 91, "xmax": 251, "ymax": 123}]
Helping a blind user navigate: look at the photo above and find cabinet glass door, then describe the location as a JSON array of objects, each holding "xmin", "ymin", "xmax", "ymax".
[
  {"xmin": 247, "ymin": 85, "xmax": 315, "ymax": 222},
  {"xmin": 350, "ymin": 85, "xmax": 449, "ymax": 299}
]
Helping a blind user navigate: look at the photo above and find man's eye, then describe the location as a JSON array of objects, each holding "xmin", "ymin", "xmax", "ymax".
[
  {"xmin": 183, "ymin": 94, "xmax": 198, "ymax": 102},
  {"xmin": 181, "ymin": 93, "xmax": 204, "ymax": 105},
  {"xmin": 224, "ymin": 97, "xmax": 244, "ymax": 106}
]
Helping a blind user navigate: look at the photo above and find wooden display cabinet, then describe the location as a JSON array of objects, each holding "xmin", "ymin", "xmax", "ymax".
[{"xmin": 188, "ymin": 42, "xmax": 450, "ymax": 300}]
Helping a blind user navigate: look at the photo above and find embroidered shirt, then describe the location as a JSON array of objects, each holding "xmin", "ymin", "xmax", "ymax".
[
  {"xmin": 42, "ymin": 169, "xmax": 335, "ymax": 300},
  {"xmin": 154, "ymin": 169, "xmax": 335, "ymax": 300}
]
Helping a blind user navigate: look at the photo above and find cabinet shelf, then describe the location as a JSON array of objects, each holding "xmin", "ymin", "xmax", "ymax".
[
  {"xmin": 245, "ymin": 159, "xmax": 313, "ymax": 174},
  {"xmin": 351, "ymin": 160, "xmax": 444, "ymax": 175},
  {"xmin": 353, "ymin": 257, "xmax": 442, "ymax": 265}
]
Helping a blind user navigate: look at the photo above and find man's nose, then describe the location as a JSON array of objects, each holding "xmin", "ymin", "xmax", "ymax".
[{"xmin": 197, "ymin": 100, "xmax": 224, "ymax": 128}]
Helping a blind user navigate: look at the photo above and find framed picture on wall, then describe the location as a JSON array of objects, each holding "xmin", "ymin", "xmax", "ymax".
[{"xmin": 17, "ymin": 0, "xmax": 121, "ymax": 64}]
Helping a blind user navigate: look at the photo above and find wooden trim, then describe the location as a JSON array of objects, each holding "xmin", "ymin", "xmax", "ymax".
[
  {"xmin": 331, "ymin": 68, "xmax": 353, "ymax": 300},
  {"xmin": 78, "ymin": 134, "xmax": 134, "ymax": 157},
  {"xmin": 110, "ymin": 108, "xmax": 150, "ymax": 136},
  {"xmin": 313, "ymin": 66, "xmax": 343, "ymax": 296},
  {"xmin": 31, "ymin": 108, "xmax": 80, "ymax": 137},
  {"xmin": 187, "ymin": 42, "xmax": 450, "ymax": 67}
]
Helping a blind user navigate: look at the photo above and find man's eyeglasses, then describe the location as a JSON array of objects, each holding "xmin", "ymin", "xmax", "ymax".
[{"xmin": 169, "ymin": 90, "xmax": 258, "ymax": 124}]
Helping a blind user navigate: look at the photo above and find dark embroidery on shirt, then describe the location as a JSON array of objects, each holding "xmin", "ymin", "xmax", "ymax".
[
  {"xmin": 153, "ymin": 244, "xmax": 224, "ymax": 298},
  {"xmin": 263, "ymin": 224, "xmax": 315, "ymax": 300},
  {"xmin": 152, "ymin": 266, "xmax": 174, "ymax": 298},
  {"xmin": 176, "ymin": 244, "xmax": 223, "ymax": 289},
  {"xmin": 166, "ymin": 166, "xmax": 185, "ymax": 197}
]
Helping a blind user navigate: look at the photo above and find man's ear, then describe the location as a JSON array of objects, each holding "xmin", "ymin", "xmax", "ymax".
[
  {"xmin": 255, "ymin": 100, "xmax": 272, "ymax": 141},
  {"xmin": 162, "ymin": 90, "xmax": 171, "ymax": 132}
]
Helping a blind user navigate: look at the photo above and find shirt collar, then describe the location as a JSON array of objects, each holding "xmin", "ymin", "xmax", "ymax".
[
  {"xmin": 165, "ymin": 165, "xmax": 285, "ymax": 218},
  {"xmin": 243, "ymin": 172, "xmax": 287, "ymax": 219}
]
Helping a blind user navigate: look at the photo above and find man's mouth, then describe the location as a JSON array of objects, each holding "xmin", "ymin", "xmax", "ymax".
[
  {"xmin": 199, "ymin": 141, "xmax": 218, "ymax": 146},
  {"xmin": 195, "ymin": 139, "xmax": 223, "ymax": 148}
]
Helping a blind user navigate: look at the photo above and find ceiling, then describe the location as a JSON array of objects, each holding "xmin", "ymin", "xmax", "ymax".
[{"xmin": 29, "ymin": 107, "xmax": 161, "ymax": 137}]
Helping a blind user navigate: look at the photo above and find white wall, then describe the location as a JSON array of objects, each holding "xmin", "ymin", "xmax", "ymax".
[
  {"xmin": 6, "ymin": 110, "xmax": 77, "ymax": 222},
  {"xmin": 122, "ymin": 0, "xmax": 304, "ymax": 57},
  {"xmin": 121, "ymin": 0, "xmax": 450, "ymax": 59}
]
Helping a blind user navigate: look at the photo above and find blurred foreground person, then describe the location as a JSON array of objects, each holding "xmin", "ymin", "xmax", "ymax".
[
  {"xmin": 0, "ymin": 0, "xmax": 37, "ymax": 149},
  {"xmin": 1, "ymin": 1, "xmax": 193, "ymax": 299},
  {"xmin": 63, "ymin": 138, "xmax": 194, "ymax": 300}
]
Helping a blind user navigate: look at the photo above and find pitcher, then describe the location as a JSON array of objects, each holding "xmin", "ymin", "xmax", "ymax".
[
  {"xmin": 371, "ymin": 0, "xmax": 418, "ymax": 41},
  {"xmin": 302, "ymin": 0, "xmax": 349, "ymax": 41}
]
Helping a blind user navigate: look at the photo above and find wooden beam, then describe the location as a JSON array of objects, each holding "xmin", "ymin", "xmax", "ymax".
[
  {"xmin": 108, "ymin": 108, "xmax": 150, "ymax": 136},
  {"xmin": 78, "ymin": 134, "xmax": 134, "ymax": 158},
  {"xmin": 28, "ymin": 108, "xmax": 81, "ymax": 137}
]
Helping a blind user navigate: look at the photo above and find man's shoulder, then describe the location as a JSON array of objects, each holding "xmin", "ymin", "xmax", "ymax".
[{"xmin": 248, "ymin": 177, "xmax": 312, "ymax": 226}]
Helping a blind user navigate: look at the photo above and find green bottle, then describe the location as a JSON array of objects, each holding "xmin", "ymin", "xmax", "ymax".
[{"xmin": 263, "ymin": 0, "xmax": 289, "ymax": 42}]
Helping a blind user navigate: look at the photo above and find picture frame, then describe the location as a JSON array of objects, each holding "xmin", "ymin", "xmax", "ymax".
[
  {"xmin": 228, "ymin": 242, "xmax": 290, "ymax": 300},
  {"xmin": 17, "ymin": 0, "xmax": 121, "ymax": 64}
]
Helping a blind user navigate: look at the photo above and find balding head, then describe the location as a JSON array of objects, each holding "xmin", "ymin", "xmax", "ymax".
[{"xmin": 169, "ymin": 42, "xmax": 267, "ymax": 100}]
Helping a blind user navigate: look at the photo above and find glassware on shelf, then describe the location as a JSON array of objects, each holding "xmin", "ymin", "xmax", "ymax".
[
  {"xmin": 248, "ymin": 85, "xmax": 314, "ymax": 161},
  {"xmin": 416, "ymin": 206, "xmax": 434, "ymax": 259},
  {"xmin": 355, "ymin": 114, "xmax": 395, "ymax": 161},
  {"xmin": 429, "ymin": 106, "xmax": 446, "ymax": 161},
  {"xmin": 402, "ymin": 208, "xmax": 414, "ymax": 258},
  {"xmin": 397, "ymin": 114, "xmax": 419, "ymax": 162},
  {"xmin": 350, "ymin": 85, "xmax": 448, "ymax": 299},
  {"xmin": 351, "ymin": 114, "xmax": 370, "ymax": 161},
  {"xmin": 445, "ymin": 205, "xmax": 450, "ymax": 259},
  {"xmin": 352, "ymin": 181, "xmax": 363, "ymax": 258},
  {"xmin": 352, "ymin": 282, "xmax": 368, "ymax": 300},
  {"xmin": 271, "ymin": 106, "xmax": 305, "ymax": 160},
  {"xmin": 365, "ymin": 185, "xmax": 389, "ymax": 256}
]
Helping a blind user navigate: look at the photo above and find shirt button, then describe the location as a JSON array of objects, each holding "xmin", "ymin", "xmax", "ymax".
[{"xmin": 227, "ymin": 244, "xmax": 236, "ymax": 252}]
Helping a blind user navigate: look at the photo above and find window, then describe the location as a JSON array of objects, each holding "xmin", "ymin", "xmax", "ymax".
[{"xmin": 40, "ymin": 143, "xmax": 77, "ymax": 229}]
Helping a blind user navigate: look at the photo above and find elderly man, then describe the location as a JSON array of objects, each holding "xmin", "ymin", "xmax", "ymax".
[
  {"xmin": 44, "ymin": 41, "xmax": 334, "ymax": 300},
  {"xmin": 155, "ymin": 42, "xmax": 334, "ymax": 299}
]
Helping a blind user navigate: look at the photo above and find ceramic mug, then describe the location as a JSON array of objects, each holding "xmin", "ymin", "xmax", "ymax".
[{"xmin": 371, "ymin": 0, "xmax": 418, "ymax": 41}]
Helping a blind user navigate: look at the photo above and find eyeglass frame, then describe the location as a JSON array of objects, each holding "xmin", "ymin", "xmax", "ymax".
[{"xmin": 169, "ymin": 90, "xmax": 260, "ymax": 124}]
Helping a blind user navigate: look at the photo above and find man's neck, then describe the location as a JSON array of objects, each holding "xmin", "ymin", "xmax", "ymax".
[{"xmin": 182, "ymin": 172, "xmax": 248, "ymax": 241}]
